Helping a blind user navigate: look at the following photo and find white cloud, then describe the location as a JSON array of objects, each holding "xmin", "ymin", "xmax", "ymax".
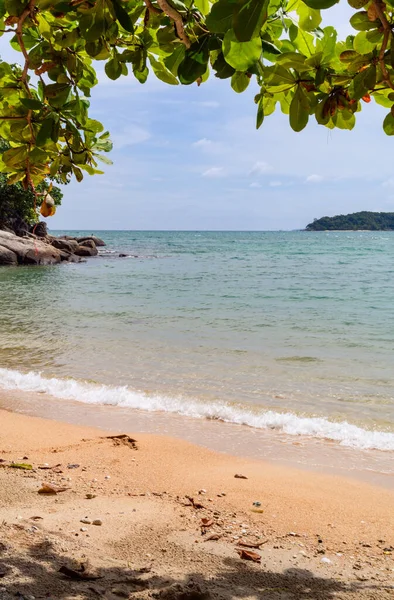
[
  {"xmin": 249, "ymin": 161, "xmax": 273, "ymax": 176},
  {"xmin": 269, "ymin": 181, "xmax": 282, "ymax": 187},
  {"xmin": 249, "ymin": 182, "xmax": 261, "ymax": 188},
  {"xmin": 306, "ymin": 174, "xmax": 323, "ymax": 183},
  {"xmin": 111, "ymin": 124, "xmax": 151, "ymax": 149},
  {"xmin": 194, "ymin": 101, "xmax": 220, "ymax": 108},
  {"xmin": 193, "ymin": 138, "xmax": 212, "ymax": 148},
  {"xmin": 382, "ymin": 178, "xmax": 394, "ymax": 188},
  {"xmin": 202, "ymin": 167, "xmax": 226, "ymax": 178}
]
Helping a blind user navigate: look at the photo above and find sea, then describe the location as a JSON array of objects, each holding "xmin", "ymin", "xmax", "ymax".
[{"xmin": 1, "ymin": 230, "xmax": 394, "ymax": 483}]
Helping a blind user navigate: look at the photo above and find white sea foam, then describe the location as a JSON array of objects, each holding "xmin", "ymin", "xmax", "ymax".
[{"xmin": 1, "ymin": 367, "xmax": 394, "ymax": 452}]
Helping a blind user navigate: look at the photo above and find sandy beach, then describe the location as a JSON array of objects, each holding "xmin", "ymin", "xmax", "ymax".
[{"xmin": 0, "ymin": 406, "xmax": 393, "ymax": 599}]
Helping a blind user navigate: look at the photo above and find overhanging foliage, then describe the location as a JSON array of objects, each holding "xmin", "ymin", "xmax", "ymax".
[{"xmin": 0, "ymin": 0, "xmax": 393, "ymax": 201}]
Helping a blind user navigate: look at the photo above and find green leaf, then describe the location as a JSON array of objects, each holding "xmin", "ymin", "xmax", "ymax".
[
  {"xmin": 36, "ymin": 117, "xmax": 56, "ymax": 147},
  {"xmin": 315, "ymin": 96, "xmax": 330, "ymax": 125},
  {"xmin": 212, "ymin": 51, "xmax": 236, "ymax": 78},
  {"xmin": 348, "ymin": 0, "xmax": 368, "ymax": 7},
  {"xmin": 2, "ymin": 145, "xmax": 28, "ymax": 168},
  {"xmin": 289, "ymin": 24, "xmax": 315, "ymax": 57},
  {"xmin": 372, "ymin": 91, "xmax": 393, "ymax": 108},
  {"xmin": 289, "ymin": 85, "xmax": 309, "ymax": 131},
  {"xmin": 297, "ymin": 3, "xmax": 321, "ymax": 32},
  {"xmin": 205, "ymin": 0, "xmax": 237, "ymax": 34},
  {"xmin": 165, "ymin": 46, "xmax": 186, "ymax": 75},
  {"xmin": 383, "ymin": 112, "xmax": 394, "ymax": 135},
  {"xmin": 231, "ymin": 71, "xmax": 250, "ymax": 92},
  {"xmin": 20, "ymin": 98, "xmax": 43, "ymax": 110},
  {"xmin": 349, "ymin": 64, "xmax": 376, "ymax": 99},
  {"xmin": 223, "ymin": 29, "xmax": 262, "ymax": 71},
  {"xmin": 178, "ymin": 39, "xmax": 209, "ymax": 84},
  {"xmin": 333, "ymin": 110, "xmax": 355, "ymax": 130},
  {"xmin": 256, "ymin": 97, "xmax": 264, "ymax": 129},
  {"xmin": 194, "ymin": 0, "xmax": 209, "ymax": 13},
  {"xmin": 261, "ymin": 39, "xmax": 281, "ymax": 57},
  {"xmin": 302, "ymin": 0, "xmax": 339, "ymax": 8},
  {"xmin": 315, "ymin": 26, "xmax": 337, "ymax": 62},
  {"xmin": 72, "ymin": 165, "xmax": 83, "ymax": 182},
  {"xmin": 264, "ymin": 64, "xmax": 296, "ymax": 88},
  {"xmin": 350, "ymin": 11, "xmax": 378, "ymax": 31},
  {"xmin": 134, "ymin": 66, "xmax": 149, "ymax": 83},
  {"xmin": 148, "ymin": 54, "xmax": 179, "ymax": 84},
  {"xmin": 233, "ymin": 0, "xmax": 269, "ymax": 42},
  {"xmin": 45, "ymin": 83, "xmax": 72, "ymax": 108},
  {"xmin": 111, "ymin": 0, "xmax": 134, "ymax": 33},
  {"xmin": 353, "ymin": 31, "xmax": 376, "ymax": 54},
  {"xmin": 105, "ymin": 57, "xmax": 122, "ymax": 80},
  {"xmin": 275, "ymin": 52, "xmax": 307, "ymax": 69}
]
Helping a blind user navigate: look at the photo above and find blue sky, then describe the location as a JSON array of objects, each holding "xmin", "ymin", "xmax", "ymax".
[{"xmin": 1, "ymin": 4, "xmax": 394, "ymax": 230}]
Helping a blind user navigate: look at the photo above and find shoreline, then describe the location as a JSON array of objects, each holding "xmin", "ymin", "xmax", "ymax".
[
  {"xmin": 0, "ymin": 383, "xmax": 394, "ymax": 491},
  {"xmin": 0, "ymin": 407, "xmax": 393, "ymax": 598}
]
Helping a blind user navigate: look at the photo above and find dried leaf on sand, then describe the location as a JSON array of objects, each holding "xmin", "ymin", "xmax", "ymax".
[{"xmin": 236, "ymin": 548, "xmax": 261, "ymax": 562}]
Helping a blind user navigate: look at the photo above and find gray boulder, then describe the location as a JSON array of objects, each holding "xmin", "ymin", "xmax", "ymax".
[
  {"xmin": 76, "ymin": 235, "xmax": 106, "ymax": 247},
  {"xmin": 31, "ymin": 221, "xmax": 48, "ymax": 238},
  {"xmin": 0, "ymin": 245, "xmax": 18, "ymax": 266},
  {"xmin": 0, "ymin": 230, "xmax": 62, "ymax": 265},
  {"xmin": 74, "ymin": 243, "xmax": 98, "ymax": 257},
  {"xmin": 49, "ymin": 237, "xmax": 79, "ymax": 253}
]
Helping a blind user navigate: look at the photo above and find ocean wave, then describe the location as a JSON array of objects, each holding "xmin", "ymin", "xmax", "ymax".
[{"xmin": 0, "ymin": 367, "xmax": 394, "ymax": 452}]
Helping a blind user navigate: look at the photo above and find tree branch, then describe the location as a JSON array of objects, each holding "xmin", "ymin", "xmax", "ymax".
[
  {"xmin": 143, "ymin": 0, "xmax": 162, "ymax": 15},
  {"xmin": 373, "ymin": 0, "xmax": 394, "ymax": 90},
  {"xmin": 155, "ymin": 0, "xmax": 191, "ymax": 48}
]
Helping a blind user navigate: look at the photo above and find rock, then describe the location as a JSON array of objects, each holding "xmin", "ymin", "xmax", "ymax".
[
  {"xmin": 0, "ymin": 245, "xmax": 17, "ymax": 266},
  {"xmin": 49, "ymin": 238, "xmax": 79, "ymax": 253},
  {"xmin": 119, "ymin": 253, "xmax": 128, "ymax": 258},
  {"xmin": 234, "ymin": 474, "xmax": 248, "ymax": 479},
  {"xmin": 80, "ymin": 519, "xmax": 91, "ymax": 524},
  {"xmin": 111, "ymin": 588, "xmax": 129, "ymax": 598},
  {"xmin": 92, "ymin": 519, "xmax": 102, "ymax": 526},
  {"xmin": 78, "ymin": 238, "xmax": 97, "ymax": 249},
  {"xmin": 74, "ymin": 243, "xmax": 98, "ymax": 257},
  {"xmin": 24, "ymin": 246, "xmax": 62, "ymax": 265},
  {"xmin": 76, "ymin": 235, "xmax": 106, "ymax": 247},
  {"xmin": 0, "ymin": 231, "xmax": 62, "ymax": 265},
  {"xmin": 31, "ymin": 221, "xmax": 48, "ymax": 237},
  {"xmin": 153, "ymin": 581, "xmax": 211, "ymax": 600}
]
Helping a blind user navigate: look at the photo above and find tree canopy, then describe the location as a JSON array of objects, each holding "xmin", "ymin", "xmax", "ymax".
[
  {"xmin": 0, "ymin": 138, "xmax": 62, "ymax": 230},
  {"xmin": 306, "ymin": 211, "xmax": 394, "ymax": 229},
  {"xmin": 0, "ymin": 0, "xmax": 394, "ymax": 205}
]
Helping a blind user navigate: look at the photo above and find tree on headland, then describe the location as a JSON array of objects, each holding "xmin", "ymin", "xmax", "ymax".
[
  {"xmin": 1, "ymin": 0, "xmax": 394, "ymax": 210},
  {"xmin": 306, "ymin": 211, "xmax": 394, "ymax": 230},
  {"xmin": 0, "ymin": 139, "xmax": 62, "ymax": 232}
]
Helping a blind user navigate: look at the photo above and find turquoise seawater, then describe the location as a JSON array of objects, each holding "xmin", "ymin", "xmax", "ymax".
[{"xmin": 1, "ymin": 230, "xmax": 394, "ymax": 451}]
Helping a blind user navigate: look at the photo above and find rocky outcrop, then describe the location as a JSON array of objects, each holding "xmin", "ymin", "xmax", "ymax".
[
  {"xmin": 76, "ymin": 235, "xmax": 106, "ymax": 247},
  {"xmin": 49, "ymin": 237, "xmax": 80, "ymax": 254},
  {"xmin": 74, "ymin": 243, "xmax": 98, "ymax": 257},
  {"xmin": 0, "ymin": 230, "xmax": 62, "ymax": 266},
  {"xmin": 31, "ymin": 222, "xmax": 48, "ymax": 237},
  {"xmin": 0, "ymin": 244, "xmax": 18, "ymax": 266},
  {"xmin": 0, "ymin": 227, "xmax": 106, "ymax": 267}
]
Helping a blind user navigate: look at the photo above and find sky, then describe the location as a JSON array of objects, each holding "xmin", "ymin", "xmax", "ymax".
[{"xmin": 1, "ymin": 4, "xmax": 394, "ymax": 231}]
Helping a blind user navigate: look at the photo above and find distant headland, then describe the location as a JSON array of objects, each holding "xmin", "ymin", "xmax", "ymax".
[{"xmin": 306, "ymin": 212, "xmax": 394, "ymax": 231}]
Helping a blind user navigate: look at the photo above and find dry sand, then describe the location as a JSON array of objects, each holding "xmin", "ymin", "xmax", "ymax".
[{"xmin": 0, "ymin": 407, "xmax": 393, "ymax": 600}]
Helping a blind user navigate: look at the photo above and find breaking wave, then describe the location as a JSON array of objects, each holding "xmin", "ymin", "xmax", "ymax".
[{"xmin": 1, "ymin": 367, "xmax": 394, "ymax": 452}]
